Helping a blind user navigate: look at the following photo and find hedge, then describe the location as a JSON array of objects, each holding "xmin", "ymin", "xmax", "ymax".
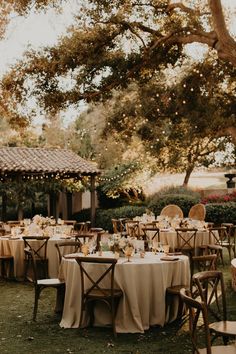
[
  {"xmin": 205, "ymin": 202, "xmax": 236, "ymax": 225},
  {"xmin": 147, "ymin": 194, "xmax": 200, "ymax": 217},
  {"xmin": 72, "ymin": 201, "xmax": 236, "ymax": 232},
  {"xmin": 72, "ymin": 205, "xmax": 147, "ymax": 232}
]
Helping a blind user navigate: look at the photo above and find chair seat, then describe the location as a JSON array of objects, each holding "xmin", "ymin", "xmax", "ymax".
[
  {"xmin": 199, "ymin": 344, "xmax": 236, "ymax": 353},
  {"xmin": 209, "ymin": 320, "xmax": 236, "ymax": 336},
  {"xmin": 37, "ymin": 278, "xmax": 65, "ymax": 286},
  {"xmin": 88, "ymin": 288, "xmax": 123, "ymax": 298}
]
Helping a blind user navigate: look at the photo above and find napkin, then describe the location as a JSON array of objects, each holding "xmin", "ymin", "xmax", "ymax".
[{"xmin": 160, "ymin": 256, "xmax": 179, "ymax": 261}]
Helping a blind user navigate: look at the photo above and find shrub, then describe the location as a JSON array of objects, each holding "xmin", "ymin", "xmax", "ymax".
[
  {"xmin": 205, "ymin": 202, "xmax": 236, "ymax": 225},
  {"xmin": 201, "ymin": 191, "xmax": 236, "ymax": 204},
  {"xmin": 150, "ymin": 185, "xmax": 201, "ymax": 198},
  {"xmin": 72, "ymin": 205, "xmax": 147, "ymax": 232},
  {"xmin": 147, "ymin": 194, "xmax": 200, "ymax": 217}
]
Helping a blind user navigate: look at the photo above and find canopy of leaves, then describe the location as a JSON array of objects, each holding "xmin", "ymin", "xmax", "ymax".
[{"xmin": 2, "ymin": 0, "xmax": 236, "ymax": 124}]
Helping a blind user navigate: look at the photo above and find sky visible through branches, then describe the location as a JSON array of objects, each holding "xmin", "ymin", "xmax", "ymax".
[{"xmin": 0, "ymin": 0, "xmax": 235, "ymax": 128}]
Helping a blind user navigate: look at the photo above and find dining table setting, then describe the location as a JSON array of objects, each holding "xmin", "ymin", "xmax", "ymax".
[
  {"xmin": 59, "ymin": 249, "xmax": 190, "ymax": 333},
  {"xmin": 131, "ymin": 213, "xmax": 218, "ymax": 252},
  {"xmin": 0, "ymin": 215, "xmax": 97, "ymax": 279},
  {"xmin": 0, "ymin": 211, "xmax": 219, "ymax": 335}
]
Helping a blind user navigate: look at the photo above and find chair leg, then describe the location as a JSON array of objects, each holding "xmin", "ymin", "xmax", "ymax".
[
  {"xmin": 33, "ymin": 287, "xmax": 41, "ymax": 321},
  {"xmin": 79, "ymin": 300, "xmax": 85, "ymax": 329}
]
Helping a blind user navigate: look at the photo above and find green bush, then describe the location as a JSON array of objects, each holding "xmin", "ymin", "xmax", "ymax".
[
  {"xmin": 147, "ymin": 194, "xmax": 200, "ymax": 217},
  {"xmin": 205, "ymin": 202, "xmax": 236, "ymax": 225},
  {"xmin": 73, "ymin": 205, "xmax": 147, "ymax": 232},
  {"xmin": 150, "ymin": 185, "xmax": 201, "ymax": 198}
]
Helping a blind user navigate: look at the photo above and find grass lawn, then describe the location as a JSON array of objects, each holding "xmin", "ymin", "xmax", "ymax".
[{"xmin": 0, "ymin": 251, "xmax": 236, "ymax": 354}]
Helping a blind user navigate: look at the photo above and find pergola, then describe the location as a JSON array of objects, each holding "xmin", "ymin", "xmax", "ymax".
[{"xmin": 0, "ymin": 147, "xmax": 100, "ymax": 225}]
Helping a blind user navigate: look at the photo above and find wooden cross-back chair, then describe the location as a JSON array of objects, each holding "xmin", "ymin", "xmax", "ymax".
[
  {"xmin": 220, "ymin": 223, "xmax": 236, "ymax": 261},
  {"xmin": 180, "ymin": 288, "xmax": 236, "ymax": 354},
  {"xmin": 191, "ymin": 254, "xmax": 217, "ymax": 274},
  {"xmin": 75, "ymin": 221, "xmax": 91, "ymax": 234},
  {"xmin": 63, "ymin": 220, "xmax": 76, "ymax": 226},
  {"xmin": 111, "ymin": 218, "xmax": 127, "ymax": 236},
  {"xmin": 206, "ymin": 227, "xmax": 228, "ymax": 265},
  {"xmin": 141, "ymin": 224, "xmax": 160, "ymax": 241},
  {"xmin": 175, "ymin": 228, "xmax": 198, "ymax": 256},
  {"xmin": 166, "ymin": 254, "xmax": 217, "ymax": 322},
  {"xmin": 55, "ymin": 241, "xmax": 81, "ymax": 264},
  {"xmin": 125, "ymin": 220, "xmax": 140, "ymax": 238},
  {"xmin": 25, "ymin": 249, "xmax": 65, "ymax": 321},
  {"xmin": 192, "ymin": 270, "xmax": 236, "ymax": 345},
  {"xmin": 23, "ymin": 236, "xmax": 49, "ymax": 280},
  {"xmin": 73, "ymin": 256, "xmax": 123, "ymax": 337}
]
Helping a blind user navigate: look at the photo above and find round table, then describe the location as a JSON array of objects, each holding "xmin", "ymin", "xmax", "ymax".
[{"xmin": 59, "ymin": 251, "xmax": 190, "ymax": 333}]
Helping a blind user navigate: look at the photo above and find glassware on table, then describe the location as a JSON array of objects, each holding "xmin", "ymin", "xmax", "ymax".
[
  {"xmin": 162, "ymin": 244, "xmax": 170, "ymax": 254},
  {"xmin": 88, "ymin": 240, "xmax": 96, "ymax": 254},
  {"xmin": 81, "ymin": 244, "xmax": 89, "ymax": 256},
  {"xmin": 148, "ymin": 239, "xmax": 153, "ymax": 252},
  {"xmin": 124, "ymin": 246, "xmax": 134, "ymax": 262}
]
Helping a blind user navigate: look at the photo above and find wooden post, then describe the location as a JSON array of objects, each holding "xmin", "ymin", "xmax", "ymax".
[
  {"xmin": 90, "ymin": 175, "xmax": 96, "ymax": 227},
  {"xmin": 1, "ymin": 192, "xmax": 7, "ymax": 222},
  {"xmin": 17, "ymin": 175, "xmax": 23, "ymax": 220},
  {"xmin": 66, "ymin": 192, "xmax": 73, "ymax": 219}
]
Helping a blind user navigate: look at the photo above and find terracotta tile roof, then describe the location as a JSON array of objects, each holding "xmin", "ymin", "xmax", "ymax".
[{"xmin": 0, "ymin": 147, "xmax": 99, "ymax": 175}]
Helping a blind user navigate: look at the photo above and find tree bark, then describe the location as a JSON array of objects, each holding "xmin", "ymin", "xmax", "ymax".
[{"xmin": 182, "ymin": 166, "xmax": 194, "ymax": 187}]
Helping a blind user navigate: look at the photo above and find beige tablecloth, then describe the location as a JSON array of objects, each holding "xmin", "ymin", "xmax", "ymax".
[
  {"xmin": 142, "ymin": 228, "xmax": 217, "ymax": 251},
  {"xmin": 0, "ymin": 235, "xmax": 76, "ymax": 279},
  {"xmin": 59, "ymin": 252, "xmax": 190, "ymax": 333}
]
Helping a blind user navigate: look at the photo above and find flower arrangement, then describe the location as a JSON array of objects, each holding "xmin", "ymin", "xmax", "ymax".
[
  {"xmin": 107, "ymin": 233, "xmax": 134, "ymax": 254},
  {"xmin": 32, "ymin": 215, "xmax": 55, "ymax": 227}
]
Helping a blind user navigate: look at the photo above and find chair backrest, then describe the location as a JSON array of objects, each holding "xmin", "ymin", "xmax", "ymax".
[
  {"xmin": 63, "ymin": 220, "xmax": 76, "ymax": 226},
  {"xmin": 160, "ymin": 205, "xmax": 184, "ymax": 219},
  {"xmin": 125, "ymin": 220, "xmax": 140, "ymax": 238},
  {"xmin": 188, "ymin": 204, "xmax": 206, "ymax": 221},
  {"xmin": 175, "ymin": 228, "xmax": 197, "ymax": 252},
  {"xmin": 192, "ymin": 254, "xmax": 217, "ymax": 274},
  {"xmin": 23, "ymin": 236, "xmax": 49, "ymax": 261},
  {"xmin": 111, "ymin": 219, "xmax": 125, "ymax": 234},
  {"xmin": 180, "ymin": 287, "xmax": 213, "ymax": 354},
  {"xmin": 24, "ymin": 249, "xmax": 43, "ymax": 283},
  {"xmin": 74, "ymin": 256, "xmax": 118, "ymax": 299},
  {"xmin": 55, "ymin": 241, "xmax": 81, "ymax": 264},
  {"xmin": 75, "ymin": 222, "xmax": 90, "ymax": 234},
  {"xmin": 221, "ymin": 223, "xmax": 235, "ymax": 242},
  {"xmin": 192, "ymin": 270, "xmax": 227, "ymax": 322},
  {"xmin": 208, "ymin": 226, "xmax": 227, "ymax": 245}
]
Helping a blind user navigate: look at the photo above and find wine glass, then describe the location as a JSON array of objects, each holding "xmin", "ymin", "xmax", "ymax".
[
  {"xmin": 88, "ymin": 240, "xmax": 96, "ymax": 254},
  {"xmin": 148, "ymin": 239, "xmax": 153, "ymax": 252},
  {"xmin": 124, "ymin": 246, "xmax": 133, "ymax": 262}
]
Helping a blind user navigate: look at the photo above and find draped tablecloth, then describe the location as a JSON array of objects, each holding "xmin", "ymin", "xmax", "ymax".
[
  {"xmin": 141, "ymin": 227, "xmax": 217, "ymax": 251},
  {"xmin": 0, "ymin": 235, "xmax": 76, "ymax": 279},
  {"xmin": 59, "ymin": 252, "xmax": 190, "ymax": 333}
]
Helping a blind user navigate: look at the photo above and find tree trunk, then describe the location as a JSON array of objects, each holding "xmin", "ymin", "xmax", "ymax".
[{"xmin": 182, "ymin": 166, "xmax": 194, "ymax": 187}]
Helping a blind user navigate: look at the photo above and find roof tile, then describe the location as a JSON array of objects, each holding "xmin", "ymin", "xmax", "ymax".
[{"xmin": 0, "ymin": 147, "xmax": 99, "ymax": 175}]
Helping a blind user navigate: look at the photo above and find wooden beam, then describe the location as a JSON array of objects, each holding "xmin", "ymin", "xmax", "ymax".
[{"xmin": 90, "ymin": 175, "xmax": 96, "ymax": 227}]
